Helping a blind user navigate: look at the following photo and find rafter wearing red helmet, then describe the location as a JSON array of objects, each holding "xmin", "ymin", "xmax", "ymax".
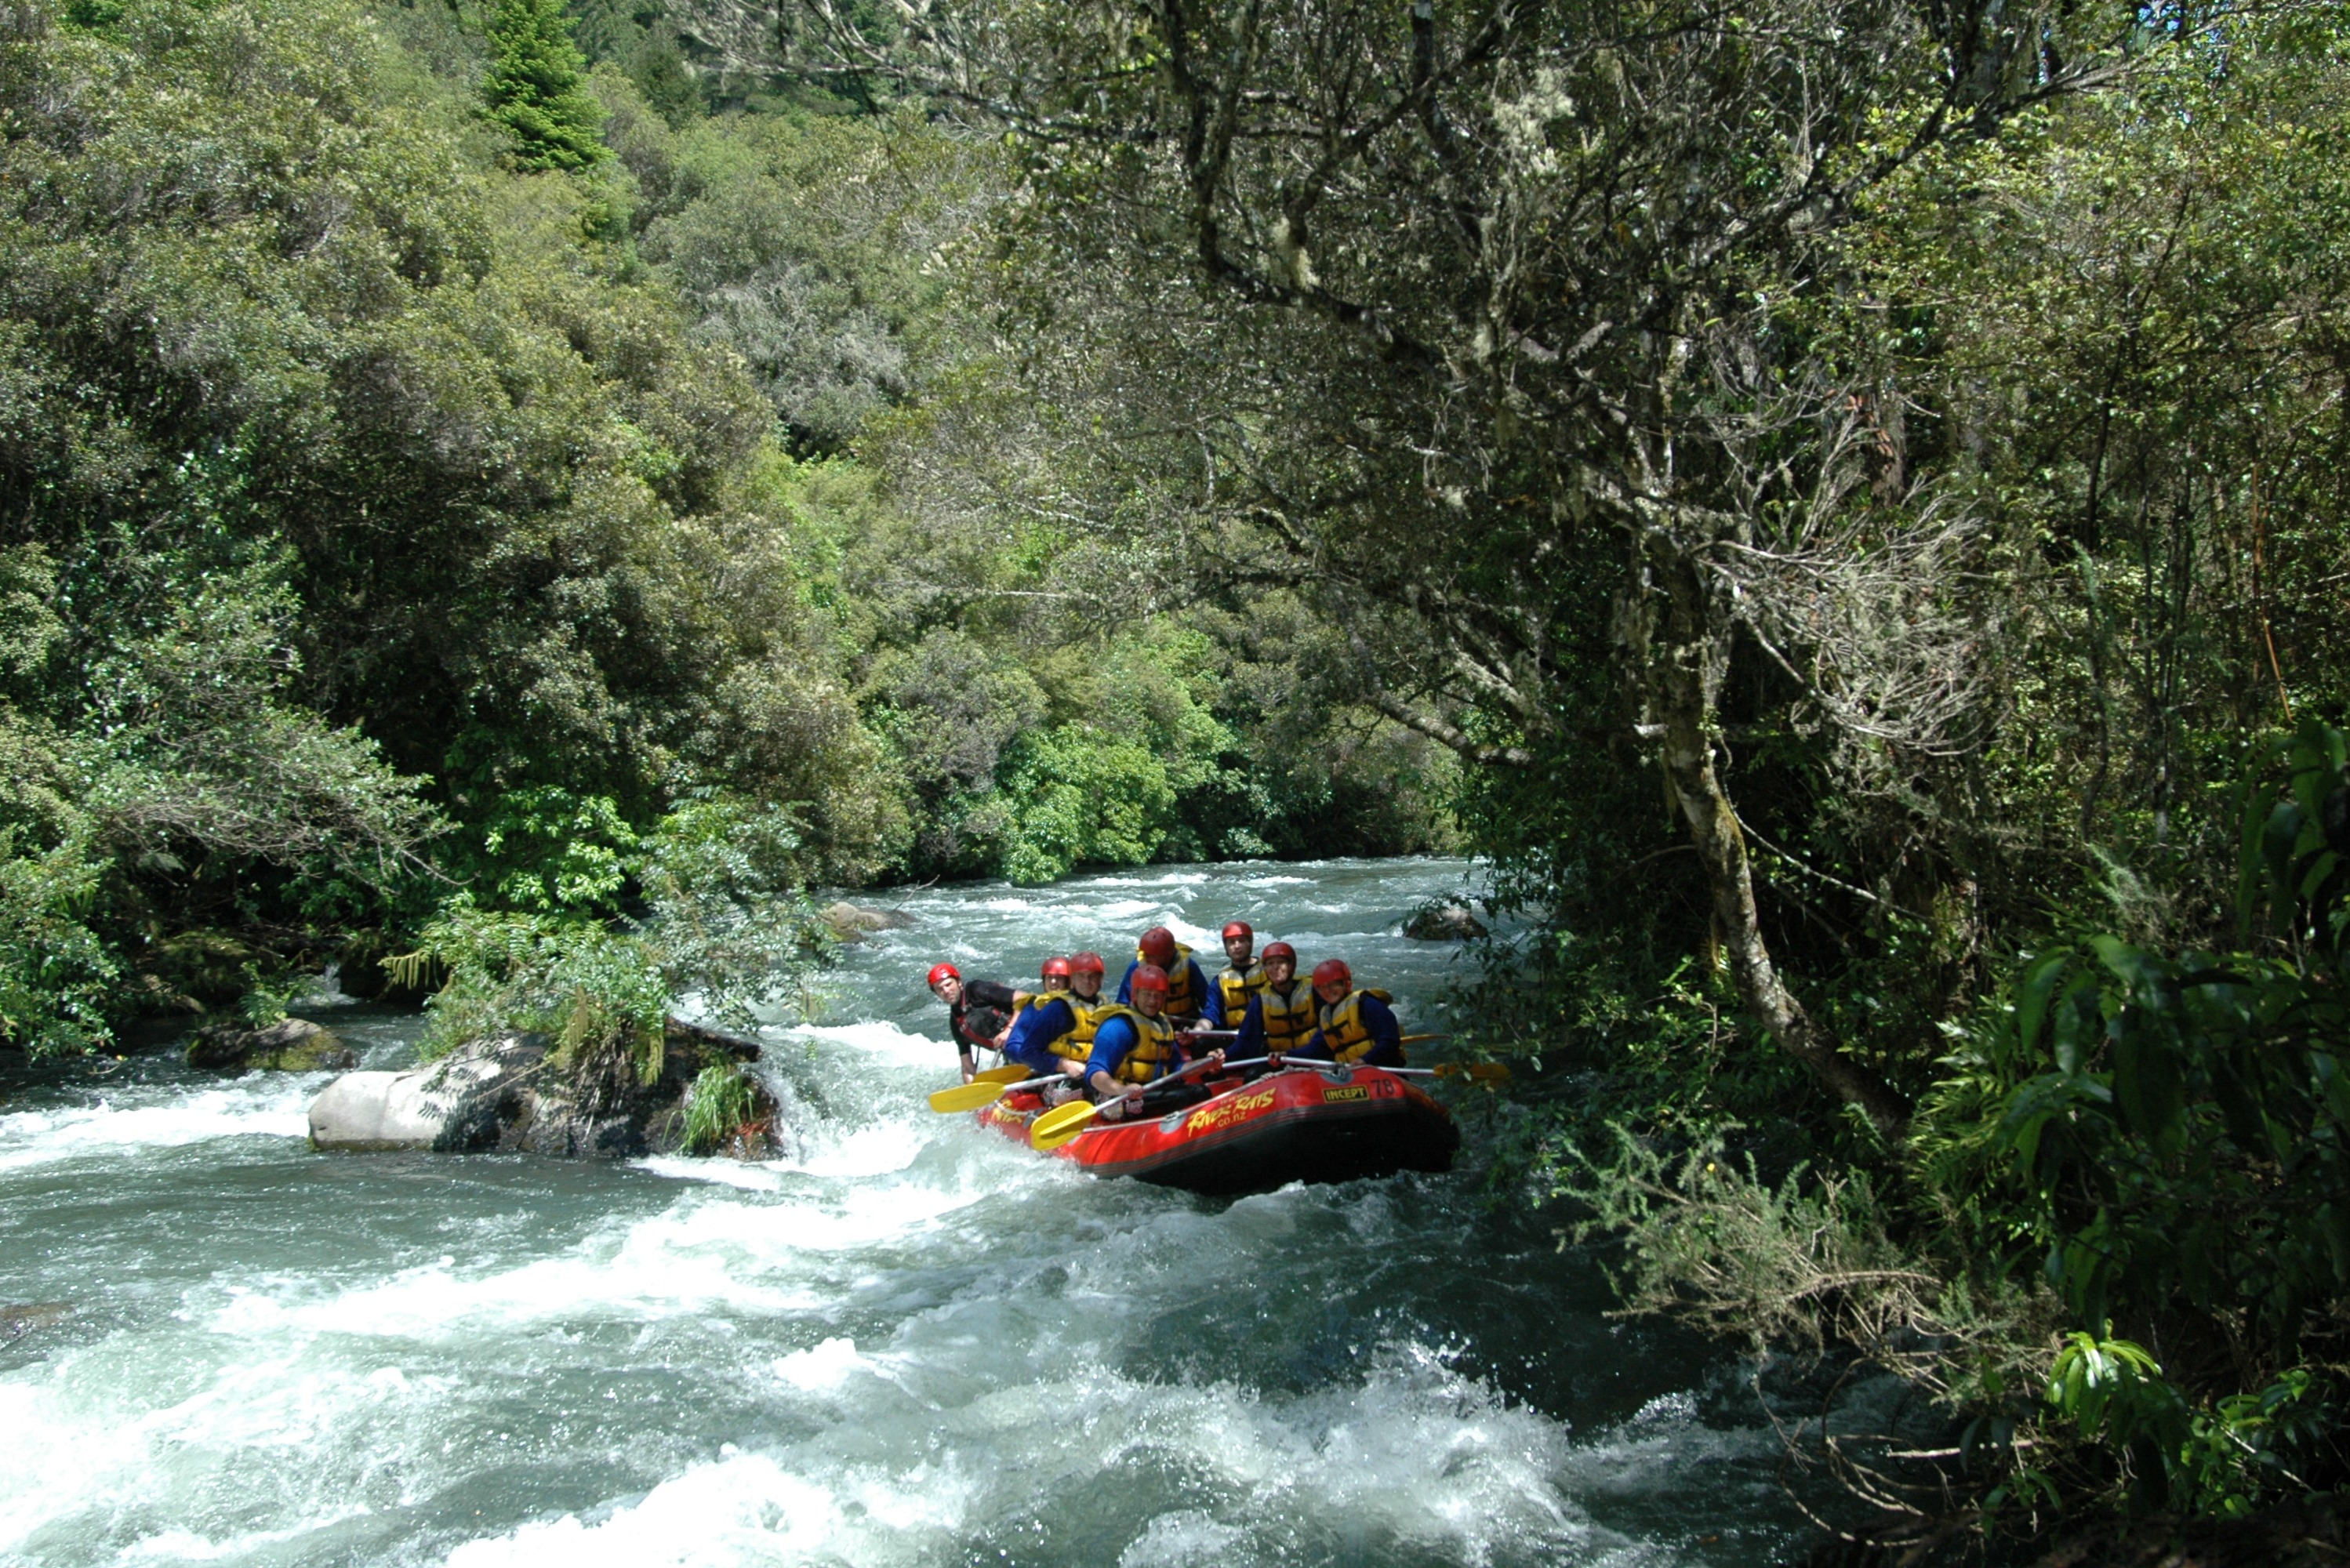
[
  {"xmin": 1001, "ymin": 949, "xmax": 1117, "ymax": 1089},
  {"xmin": 999, "ymin": 955, "xmax": 1076, "ymax": 1042},
  {"xmin": 1290, "ymin": 956, "xmax": 1404, "ymax": 1068},
  {"xmin": 1229, "ymin": 940, "xmax": 1320, "ymax": 1058},
  {"xmin": 927, "ymin": 961, "xmax": 1022, "ymax": 1082},
  {"xmin": 1210, "ymin": 920, "xmax": 1268, "ymax": 1024},
  {"xmin": 1079, "ymin": 963, "xmax": 1219, "ymax": 1120},
  {"xmin": 1117, "ymin": 926, "xmax": 1213, "ymax": 1024}
]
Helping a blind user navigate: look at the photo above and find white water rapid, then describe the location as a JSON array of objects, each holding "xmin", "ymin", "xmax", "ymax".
[{"xmin": 0, "ymin": 858, "xmax": 1811, "ymax": 1566}]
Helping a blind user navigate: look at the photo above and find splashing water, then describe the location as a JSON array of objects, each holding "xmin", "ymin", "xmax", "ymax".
[{"xmin": 0, "ymin": 859, "xmax": 1809, "ymax": 1566}]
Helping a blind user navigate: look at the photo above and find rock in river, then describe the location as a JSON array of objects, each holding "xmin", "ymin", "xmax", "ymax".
[
  {"xmin": 1402, "ymin": 900, "xmax": 1487, "ymax": 942},
  {"xmin": 187, "ymin": 1017, "xmax": 355, "ymax": 1073},
  {"xmin": 821, "ymin": 901, "xmax": 917, "ymax": 942},
  {"xmin": 308, "ymin": 1015, "xmax": 771, "ymax": 1159}
]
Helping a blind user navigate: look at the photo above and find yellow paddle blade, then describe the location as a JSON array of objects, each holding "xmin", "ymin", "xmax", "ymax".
[
  {"xmin": 928, "ymin": 1079, "xmax": 1015, "ymax": 1113},
  {"xmin": 1027, "ymin": 1098, "xmax": 1103, "ymax": 1151},
  {"xmin": 972, "ymin": 1064, "xmax": 1031, "ymax": 1084},
  {"xmin": 1430, "ymin": 1061, "xmax": 1513, "ymax": 1083}
]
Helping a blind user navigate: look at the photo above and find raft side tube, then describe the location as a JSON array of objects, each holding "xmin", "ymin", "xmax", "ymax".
[{"xmin": 976, "ymin": 1066, "xmax": 1458, "ymax": 1196}]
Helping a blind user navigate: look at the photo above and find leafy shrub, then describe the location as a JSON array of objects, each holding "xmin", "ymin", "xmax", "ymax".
[
  {"xmin": 467, "ymin": 787, "xmax": 641, "ymax": 916},
  {"xmin": 399, "ymin": 796, "xmax": 828, "ymax": 1108},
  {"xmin": 1917, "ymin": 720, "xmax": 2350, "ymax": 1512},
  {"xmin": 0, "ymin": 834, "xmax": 122, "ymax": 1058},
  {"xmin": 997, "ymin": 724, "xmax": 1177, "ymax": 884},
  {"xmin": 403, "ymin": 902, "xmax": 670, "ymax": 1083}
]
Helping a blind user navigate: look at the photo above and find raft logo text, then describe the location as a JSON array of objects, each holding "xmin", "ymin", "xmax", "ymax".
[{"xmin": 1186, "ymin": 1086, "xmax": 1279, "ymax": 1134}]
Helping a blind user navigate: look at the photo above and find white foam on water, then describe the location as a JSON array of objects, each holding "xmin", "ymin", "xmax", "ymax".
[
  {"xmin": 207, "ymin": 1215, "xmax": 819, "ymax": 1340},
  {"xmin": 783, "ymin": 1117, "xmax": 932, "ymax": 1181},
  {"xmin": 1117, "ymin": 1509, "xmax": 1249, "ymax": 1568},
  {"xmin": 1090, "ymin": 897, "xmax": 1164, "ymax": 920},
  {"xmin": 0, "ymin": 1342, "xmax": 441, "ymax": 1558},
  {"xmin": 442, "ymin": 1450, "xmax": 982, "ymax": 1568},
  {"xmin": 1560, "ymin": 1385, "xmax": 1786, "ymax": 1504},
  {"xmin": 436, "ymin": 1338, "xmax": 1614, "ymax": 1568},
  {"xmin": 1161, "ymin": 918, "xmax": 1220, "ymax": 949},
  {"xmin": 206, "ymin": 1131, "xmax": 1048, "ymax": 1346},
  {"xmin": 785, "ymin": 1019, "xmax": 952, "ymax": 1073},
  {"xmin": 119, "ymin": 1508, "xmax": 373, "ymax": 1562},
  {"xmin": 772, "ymin": 1334, "xmax": 867, "ymax": 1392},
  {"xmin": 633, "ymin": 1155, "xmax": 786, "ymax": 1191},
  {"xmin": 0, "ymin": 1080, "xmax": 316, "ymax": 1173},
  {"xmin": 1077, "ymin": 870, "xmax": 1213, "ymax": 890},
  {"xmin": 971, "ymin": 895, "xmax": 1042, "ymax": 913}
]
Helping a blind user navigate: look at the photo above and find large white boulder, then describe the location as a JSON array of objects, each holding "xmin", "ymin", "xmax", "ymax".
[
  {"xmin": 307, "ymin": 1018, "xmax": 768, "ymax": 1156},
  {"xmin": 307, "ymin": 1048, "xmax": 515, "ymax": 1152}
]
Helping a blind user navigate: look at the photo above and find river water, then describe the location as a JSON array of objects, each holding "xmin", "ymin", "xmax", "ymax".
[{"xmin": 0, "ymin": 858, "xmax": 1820, "ymax": 1566}]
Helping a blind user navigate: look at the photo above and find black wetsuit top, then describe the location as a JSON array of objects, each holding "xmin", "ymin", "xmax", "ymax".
[{"xmin": 949, "ymin": 979, "xmax": 1022, "ymax": 1065}]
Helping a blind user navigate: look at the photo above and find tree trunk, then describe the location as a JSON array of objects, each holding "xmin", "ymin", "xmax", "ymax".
[{"xmin": 1640, "ymin": 546, "xmax": 1912, "ymax": 1137}]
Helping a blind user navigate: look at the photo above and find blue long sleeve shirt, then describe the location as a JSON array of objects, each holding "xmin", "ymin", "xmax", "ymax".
[
  {"xmin": 1084, "ymin": 1015, "xmax": 1193, "ymax": 1085},
  {"xmin": 1230, "ymin": 993, "xmax": 1269, "ymax": 1058},
  {"xmin": 1292, "ymin": 993, "xmax": 1404, "ymax": 1067},
  {"xmin": 1084, "ymin": 1014, "xmax": 1144, "ymax": 1083},
  {"xmin": 1002, "ymin": 996, "xmax": 1077, "ymax": 1073}
]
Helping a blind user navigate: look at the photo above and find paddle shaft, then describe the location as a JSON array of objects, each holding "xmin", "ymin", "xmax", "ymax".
[{"xmin": 1029, "ymin": 1051, "xmax": 1254, "ymax": 1149}]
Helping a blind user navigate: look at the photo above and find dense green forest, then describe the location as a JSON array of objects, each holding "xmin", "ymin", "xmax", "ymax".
[
  {"xmin": 0, "ymin": 0, "xmax": 1457, "ymax": 1052},
  {"xmin": 5, "ymin": 0, "xmax": 2349, "ymax": 1552}
]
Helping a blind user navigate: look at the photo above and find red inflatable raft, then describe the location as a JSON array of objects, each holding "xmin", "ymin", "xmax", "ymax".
[{"xmin": 976, "ymin": 1064, "xmax": 1459, "ymax": 1196}]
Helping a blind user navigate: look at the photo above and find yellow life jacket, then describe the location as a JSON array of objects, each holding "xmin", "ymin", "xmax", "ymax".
[
  {"xmin": 1255, "ymin": 980, "xmax": 1320, "ymax": 1052},
  {"xmin": 1012, "ymin": 987, "xmax": 1064, "ymax": 1026},
  {"xmin": 1215, "ymin": 960, "xmax": 1266, "ymax": 1021},
  {"xmin": 1092, "ymin": 1005, "xmax": 1182, "ymax": 1085},
  {"xmin": 1133, "ymin": 942, "xmax": 1201, "ymax": 1018},
  {"xmin": 1317, "ymin": 989, "xmax": 1396, "ymax": 1065},
  {"xmin": 1043, "ymin": 993, "xmax": 1120, "ymax": 1062}
]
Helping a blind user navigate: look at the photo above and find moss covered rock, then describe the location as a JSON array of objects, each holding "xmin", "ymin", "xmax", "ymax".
[{"xmin": 187, "ymin": 1017, "xmax": 354, "ymax": 1073}]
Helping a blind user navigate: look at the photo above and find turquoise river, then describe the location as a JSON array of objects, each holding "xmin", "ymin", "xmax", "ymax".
[{"xmin": 0, "ymin": 858, "xmax": 1830, "ymax": 1566}]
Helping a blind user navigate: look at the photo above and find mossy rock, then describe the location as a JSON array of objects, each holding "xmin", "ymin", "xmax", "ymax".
[
  {"xmin": 819, "ymin": 902, "xmax": 917, "ymax": 943},
  {"xmin": 1403, "ymin": 900, "xmax": 1487, "ymax": 941},
  {"xmin": 187, "ymin": 1017, "xmax": 354, "ymax": 1073}
]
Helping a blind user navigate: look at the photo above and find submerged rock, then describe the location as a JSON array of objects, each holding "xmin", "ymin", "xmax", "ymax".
[
  {"xmin": 187, "ymin": 1017, "xmax": 354, "ymax": 1073},
  {"xmin": 1403, "ymin": 900, "xmax": 1487, "ymax": 942},
  {"xmin": 820, "ymin": 901, "xmax": 917, "ymax": 942},
  {"xmin": 308, "ymin": 1015, "xmax": 768, "ymax": 1160},
  {"xmin": 2, "ymin": 1301, "xmax": 73, "ymax": 1341}
]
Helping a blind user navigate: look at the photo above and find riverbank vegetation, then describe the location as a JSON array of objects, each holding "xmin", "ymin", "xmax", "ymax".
[
  {"xmin": 4, "ymin": 0, "xmax": 2348, "ymax": 1552},
  {"xmin": 737, "ymin": 0, "xmax": 2349, "ymax": 1548}
]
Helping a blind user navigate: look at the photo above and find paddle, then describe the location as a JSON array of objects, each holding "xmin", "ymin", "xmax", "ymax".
[
  {"xmin": 972, "ymin": 1064, "xmax": 1032, "ymax": 1084},
  {"xmin": 928, "ymin": 1071, "xmax": 1064, "ymax": 1113},
  {"xmin": 1259, "ymin": 1046, "xmax": 1510, "ymax": 1084},
  {"xmin": 1432, "ymin": 1061, "xmax": 1513, "ymax": 1083},
  {"xmin": 1026, "ymin": 1053, "xmax": 1259, "ymax": 1152}
]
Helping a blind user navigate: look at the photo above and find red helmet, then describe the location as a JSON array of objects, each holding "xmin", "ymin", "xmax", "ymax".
[
  {"xmin": 926, "ymin": 962, "xmax": 961, "ymax": 989},
  {"xmin": 1129, "ymin": 964, "xmax": 1170, "ymax": 996},
  {"xmin": 1138, "ymin": 927, "xmax": 1179, "ymax": 964},
  {"xmin": 1311, "ymin": 958, "xmax": 1352, "ymax": 991},
  {"xmin": 1041, "ymin": 956, "xmax": 1072, "ymax": 981},
  {"xmin": 1067, "ymin": 951, "xmax": 1107, "ymax": 976},
  {"xmin": 1261, "ymin": 941, "xmax": 1296, "ymax": 964},
  {"xmin": 1221, "ymin": 920, "xmax": 1252, "ymax": 941}
]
